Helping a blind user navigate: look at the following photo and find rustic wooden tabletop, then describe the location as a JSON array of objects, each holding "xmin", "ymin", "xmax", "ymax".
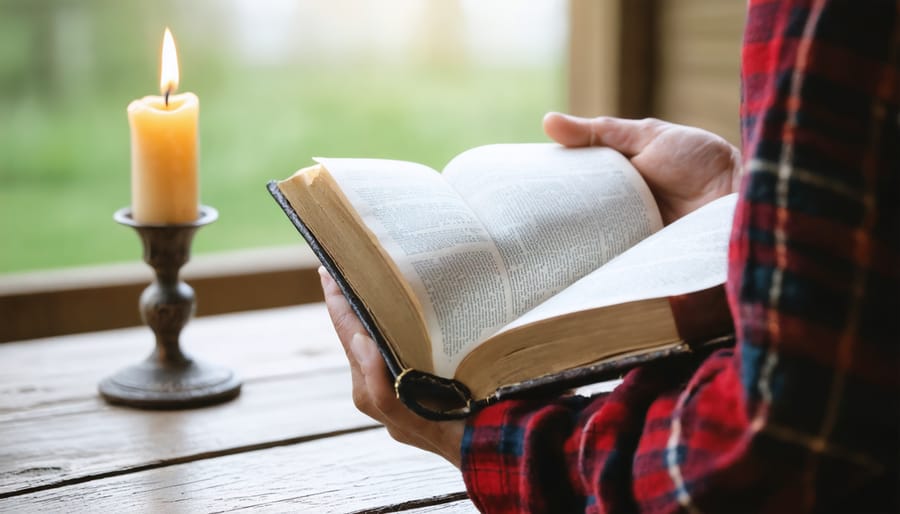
[{"xmin": 0, "ymin": 304, "xmax": 475, "ymax": 513}]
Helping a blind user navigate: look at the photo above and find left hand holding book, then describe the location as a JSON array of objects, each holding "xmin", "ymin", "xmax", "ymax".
[{"xmin": 319, "ymin": 266, "xmax": 465, "ymax": 468}]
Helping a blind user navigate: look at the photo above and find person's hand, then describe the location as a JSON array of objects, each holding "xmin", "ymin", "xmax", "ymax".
[
  {"xmin": 318, "ymin": 267, "xmax": 465, "ymax": 468},
  {"xmin": 543, "ymin": 112, "xmax": 741, "ymax": 224}
]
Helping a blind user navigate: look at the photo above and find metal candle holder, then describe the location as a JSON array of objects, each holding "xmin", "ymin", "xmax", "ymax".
[{"xmin": 98, "ymin": 205, "xmax": 242, "ymax": 409}]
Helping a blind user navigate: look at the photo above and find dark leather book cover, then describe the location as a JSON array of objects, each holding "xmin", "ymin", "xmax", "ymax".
[
  {"xmin": 267, "ymin": 180, "xmax": 734, "ymax": 420},
  {"xmin": 267, "ymin": 181, "xmax": 405, "ymax": 378}
]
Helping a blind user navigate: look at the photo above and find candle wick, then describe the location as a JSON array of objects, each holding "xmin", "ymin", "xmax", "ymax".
[{"xmin": 165, "ymin": 88, "xmax": 171, "ymax": 108}]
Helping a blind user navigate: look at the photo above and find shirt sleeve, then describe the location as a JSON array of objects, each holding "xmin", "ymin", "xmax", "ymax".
[
  {"xmin": 462, "ymin": 353, "xmax": 730, "ymax": 513},
  {"xmin": 460, "ymin": 2, "xmax": 899, "ymax": 512}
]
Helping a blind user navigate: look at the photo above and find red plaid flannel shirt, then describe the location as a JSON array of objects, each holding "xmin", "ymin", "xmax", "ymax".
[{"xmin": 461, "ymin": 1, "xmax": 900, "ymax": 512}]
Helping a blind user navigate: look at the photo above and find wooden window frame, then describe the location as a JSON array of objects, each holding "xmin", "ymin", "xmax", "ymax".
[{"xmin": 568, "ymin": 0, "xmax": 656, "ymax": 119}]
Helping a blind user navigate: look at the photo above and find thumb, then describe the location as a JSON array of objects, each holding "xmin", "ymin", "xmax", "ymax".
[{"xmin": 543, "ymin": 112, "xmax": 664, "ymax": 157}]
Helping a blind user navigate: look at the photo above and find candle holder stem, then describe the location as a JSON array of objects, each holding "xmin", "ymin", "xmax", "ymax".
[{"xmin": 99, "ymin": 206, "xmax": 241, "ymax": 409}]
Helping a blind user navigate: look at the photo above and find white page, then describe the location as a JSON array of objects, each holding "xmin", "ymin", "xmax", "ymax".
[
  {"xmin": 498, "ymin": 193, "xmax": 738, "ymax": 333},
  {"xmin": 315, "ymin": 157, "xmax": 513, "ymax": 376},
  {"xmin": 445, "ymin": 144, "xmax": 663, "ymax": 315}
]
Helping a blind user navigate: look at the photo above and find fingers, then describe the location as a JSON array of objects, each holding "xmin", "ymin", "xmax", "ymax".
[
  {"xmin": 318, "ymin": 266, "xmax": 464, "ymax": 468},
  {"xmin": 543, "ymin": 112, "xmax": 668, "ymax": 157},
  {"xmin": 318, "ymin": 267, "xmax": 401, "ymax": 419},
  {"xmin": 350, "ymin": 331, "xmax": 463, "ymax": 467},
  {"xmin": 347, "ymin": 333, "xmax": 371, "ymax": 412},
  {"xmin": 348, "ymin": 332, "xmax": 383, "ymax": 417},
  {"xmin": 319, "ymin": 266, "xmax": 367, "ymax": 354},
  {"xmin": 348, "ymin": 332, "xmax": 420, "ymax": 443},
  {"xmin": 318, "ymin": 265, "xmax": 341, "ymax": 297},
  {"xmin": 351, "ymin": 332, "xmax": 400, "ymax": 419}
]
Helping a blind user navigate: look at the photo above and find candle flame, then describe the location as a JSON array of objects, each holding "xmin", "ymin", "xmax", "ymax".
[{"xmin": 160, "ymin": 28, "xmax": 179, "ymax": 96}]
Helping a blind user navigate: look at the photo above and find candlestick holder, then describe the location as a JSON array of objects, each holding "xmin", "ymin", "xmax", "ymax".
[{"xmin": 98, "ymin": 206, "xmax": 242, "ymax": 409}]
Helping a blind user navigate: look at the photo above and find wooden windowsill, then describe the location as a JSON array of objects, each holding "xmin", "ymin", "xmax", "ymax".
[{"xmin": 0, "ymin": 245, "xmax": 324, "ymax": 343}]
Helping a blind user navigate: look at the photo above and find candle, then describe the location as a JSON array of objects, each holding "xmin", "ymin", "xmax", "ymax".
[{"xmin": 127, "ymin": 28, "xmax": 199, "ymax": 224}]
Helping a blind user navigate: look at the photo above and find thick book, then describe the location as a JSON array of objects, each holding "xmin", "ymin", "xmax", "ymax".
[{"xmin": 267, "ymin": 143, "xmax": 736, "ymax": 420}]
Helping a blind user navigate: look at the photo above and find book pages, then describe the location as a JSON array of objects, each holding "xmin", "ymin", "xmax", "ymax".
[
  {"xmin": 317, "ymin": 145, "xmax": 665, "ymax": 377},
  {"xmin": 315, "ymin": 157, "xmax": 510, "ymax": 376},
  {"xmin": 498, "ymin": 193, "xmax": 738, "ymax": 333},
  {"xmin": 444, "ymin": 144, "xmax": 662, "ymax": 316}
]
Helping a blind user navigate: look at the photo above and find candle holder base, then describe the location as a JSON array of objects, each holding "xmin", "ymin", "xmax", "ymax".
[
  {"xmin": 99, "ymin": 205, "xmax": 242, "ymax": 410},
  {"xmin": 99, "ymin": 356, "xmax": 242, "ymax": 409}
]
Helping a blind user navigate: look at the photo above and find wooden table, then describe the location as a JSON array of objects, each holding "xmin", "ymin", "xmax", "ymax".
[{"xmin": 0, "ymin": 304, "xmax": 476, "ymax": 512}]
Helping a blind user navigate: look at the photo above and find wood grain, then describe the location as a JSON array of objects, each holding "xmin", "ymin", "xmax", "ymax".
[
  {"xmin": 1, "ymin": 429, "xmax": 470, "ymax": 513},
  {"xmin": 354, "ymin": 494, "xmax": 475, "ymax": 514},
  {"xmin": 399, "ymin": 500, "xmax": 480, "ymax": 513},
  {"xmin": 654, "ymin": 0, "xmax": 746, "ymax": 144},
  {"xmin": 0, "ymin": 303, "xmax": 384, "ymax": 497},
  {"xmin": 1, "ymin": 286, "xmax": 472, "ymax": 511},
  {"xmin": 568, "ymin": 0, "xmax": 622, "ymax": 117},
  {"xmin": 568, "ymin": 0, "xmax": 745, "ymax": 144},
  {"xmin": 568, "ymin": 0, "xmax": 656, "ymax": 119},
  {"xmin": 0, "ymin": 368, "xmax": 377, "ymax": 497},
  {"xmin": 0, "ymin": 304, "xmax": 345, "ymax": 412}
]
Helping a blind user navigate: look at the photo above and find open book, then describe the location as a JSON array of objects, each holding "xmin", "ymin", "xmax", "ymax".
[{"xmin": 268, "ymin": 143, "xmax": 736, "ymax": 419}]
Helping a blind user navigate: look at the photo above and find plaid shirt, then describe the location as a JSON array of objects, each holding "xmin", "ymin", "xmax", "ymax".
[{"xmin": 460, "ymin": 1, "xmax": 899, "ymax": 512}]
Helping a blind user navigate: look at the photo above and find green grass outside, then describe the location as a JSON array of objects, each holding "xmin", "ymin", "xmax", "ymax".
[{"xmin": 0, "ymin": 65, "xmax": 563, "ymax": 273}]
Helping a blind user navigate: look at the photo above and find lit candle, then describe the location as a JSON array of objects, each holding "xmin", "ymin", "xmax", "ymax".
[{"xmin": 127, "ymin": 27, "xmax": 199, "ymax": 224}]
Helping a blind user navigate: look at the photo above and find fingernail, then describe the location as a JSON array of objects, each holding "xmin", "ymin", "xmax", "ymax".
[
  {"xmin": 557, "ymin": 112, "xmax": 583, "ymax": 122},
  {"xmin": 351, "ymin": 333, "xmax": 373, "ymax": 365}
]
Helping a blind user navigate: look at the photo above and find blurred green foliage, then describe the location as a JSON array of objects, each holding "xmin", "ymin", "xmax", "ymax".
[{"xmin": 0, "ymin": 0, "xmax": 564, "ymax": 273}]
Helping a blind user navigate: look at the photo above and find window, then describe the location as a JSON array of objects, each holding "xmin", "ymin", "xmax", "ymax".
[{"xmin": 0, "ymin": 0, "xmax": 567, "ymax": 273}]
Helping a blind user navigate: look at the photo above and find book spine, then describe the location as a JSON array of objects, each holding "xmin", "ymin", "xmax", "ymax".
[
  {"xmin": 488, "ymin": 335, "xmax": 735, "ymax": 408},
  {"xmin": 394, "ymin": 369, "xmax": 473, "ymax": 421}
]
